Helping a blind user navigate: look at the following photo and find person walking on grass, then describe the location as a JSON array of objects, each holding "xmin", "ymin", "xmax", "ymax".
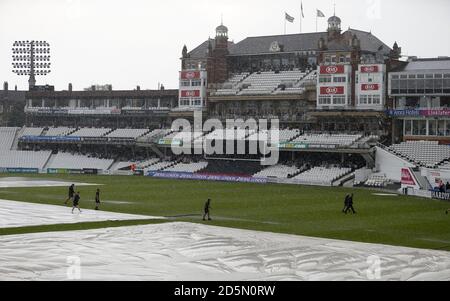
[
  {"xmin": 94, "ymin": 188, "xmax": 101, "ymax": 210},
  {"xmin": 64, "ymin": 184, "xmax": 75, "ymax": 205},
  {"xmin": 344, "ymin": 193, "xmax": 356, "ymax": 214},
  {"xmin": 342, "ymin": 194, "xmax": 350, "ymax": 213},
  {"xmin": 72, "ymin": 192, "xmax": 82, "ymax": 214},
  {"xmin": 203, "ymin": 198, "xmax": 212, "ymax": 221}
]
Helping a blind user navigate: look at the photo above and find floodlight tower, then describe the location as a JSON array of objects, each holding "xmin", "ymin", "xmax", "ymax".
[{"xmin": 11, "ymin": 40, "xmax": 51, "ymax": 90}]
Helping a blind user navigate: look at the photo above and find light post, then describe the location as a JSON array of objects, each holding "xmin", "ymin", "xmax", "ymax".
[{"xmin": 11, "ymin": 40, "xmax": 51, "ymax": 90}]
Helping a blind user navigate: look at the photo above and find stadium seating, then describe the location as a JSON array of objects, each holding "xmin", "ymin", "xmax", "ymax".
[
  {"xmin": 0, "ymin": 150, "xmax": 51, "ymax": 169},
  {"xmin": 137, "ymin": 158, "xmax": 160, "ymax": 169},
  {"xmin": 205, "ymin": 129, "xmax": 257, "ymax": 141},
  {"xmin": 293, "ymin": 167, "xmax": 352, "ymax": 185},
  {"xmin": 70, "ymin": 128, "xmax": 112, "ymax": 137},
  {"xmin": 279, "ymin": 129, "xmax": 301, "ymax": 142},
  {"xmin": 0, "ymin": 127, "xmax": 18, "ymax": 150},
  {"xmin": 214, "ymin": 70, "xmax": 308, "ymax": 96},
  {"xmin": 106, "ymin": 129, "xmax": 150, "ymax": 139},
  {"xmin": 145, "ymin": 161, "xmax": 178, "ymax": 172},
  {"xmin": 142, "ymin": 129, "xmax": 173, "ymax": 139},
  {"xmin": 20, "ymin": 127, "xmax": 44, "ymax": 137},
  {"xmin": 387, "ymin": 141, "xmax": 450, "ymax": 168},
  {"xmin": 164, "ymin": 161, "xmax": 208, "ymax": 173},
  {"xmin": 44, "ymin": 127, "xmax": 75, "ymax": 136},
  {"xmin": 46, "ymin": 152, "xmax": 114, "ymax": 170},
  {"xmin": 365, "ymin": 174, "xmax": 389, "ymax": 188},
  {"xmin": 292, "ymin": 134, "xmax": 362, "ymax": 147},
  {"xmin": 253, "ymin": 164, "xmax": 301, "ymax": 179}
]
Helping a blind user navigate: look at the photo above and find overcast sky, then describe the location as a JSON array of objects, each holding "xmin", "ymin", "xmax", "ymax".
[{"xmin": 1, "ymin": 0, "xmax": 449, "ymax": 91}]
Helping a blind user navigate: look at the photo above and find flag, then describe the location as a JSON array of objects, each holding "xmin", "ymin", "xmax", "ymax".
[
  {"xmin": 301, "ymin": 2, "xmax": 304, "ymax": 18},
  {"xmin": 317, "ymin": 9, "xmax": 325, "ymax": 18},
  {"xmin": 285, "ymin": 12, "xmax": 295, "ymax": 23}
]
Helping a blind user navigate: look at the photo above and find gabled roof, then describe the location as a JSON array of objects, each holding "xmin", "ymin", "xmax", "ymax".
[
  {"xmin": 187, "ymin": 39, "xmax": 235, "ymax": 59},
  {"xmin": 228, "ymin": 32, "xmax": 328, "ymax": 55},
  {"xmin": 347, "ymin": 28, "xmax": 391, "ymax": 55},
  {"xmin": 187, "ymin": 28, "xmax": 392, "ymax": 58}
]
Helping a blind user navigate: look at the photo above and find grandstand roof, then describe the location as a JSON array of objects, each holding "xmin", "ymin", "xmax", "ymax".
[
  {"xmin": 188, "ymin": 29, "xmax": 391, "ymax": 58},
  {"xmin": 400, "ymin": 58, "xmax": 450, "ymax": 72}
]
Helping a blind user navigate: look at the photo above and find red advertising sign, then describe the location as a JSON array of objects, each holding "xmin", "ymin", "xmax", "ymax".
[
  {"xmin": 361, "ymin": 84, "xmax": 380, "ymax": 91},
  {"xmin": 180, "ymin": 90, "xmax": 200, "ymax": 97},
  {"xmin": 319, "ymin": 65, "xmax": 345, "ymax": 74},
  {"xmin": 401, "ymin": 168, "xmax": 417, "ymax": 186},
  {"xmin": 181, "ymin": 71, "xmax": 200, "ymax": 80},
  {"xmin": 360, "ymin": 65, "xmax": 379, "ymax": 73},
  {"xmin": 320, "ymin": 86, "xmax": 345, "ymax": 95}
]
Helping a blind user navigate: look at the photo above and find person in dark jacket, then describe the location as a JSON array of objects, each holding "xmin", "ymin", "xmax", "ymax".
[
  {"xmin": 344, "ymin": 193, "xmax": 356, "ymax": 214},
  {"xmin": 203, "ymin": 198, "xmax": 212, "ymax": 221},
  {"xmin": 72, "ymin": 192, "xmax": 82, "ymax": 214},
  {"xmin": 64, "ymin": 184, "xmax": 75, "ymax": 204},
  {"xmin": 342, "ymin": 194, "xmax": 350, "ymax": 213},
  {"xmin": 94, "ymin": 189, "xmax": 101, "ymax": 210}
]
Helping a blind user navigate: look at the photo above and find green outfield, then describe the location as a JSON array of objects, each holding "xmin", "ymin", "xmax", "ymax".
[{"xmin": 0, "ymin": 173, "xmax": 449, "ymax": 251}]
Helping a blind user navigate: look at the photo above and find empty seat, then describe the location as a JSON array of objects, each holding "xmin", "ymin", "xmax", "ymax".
[
  {"xmin": 47, "ymin": 152, "xmax": 114, "ymax": 170},
  {"xmin": 0, "ymin": 150, "xmax": 51, "ymax": 169},
  {"xmin": 0, "ymin": 127, "xmax": 18, "ymax": 150}
]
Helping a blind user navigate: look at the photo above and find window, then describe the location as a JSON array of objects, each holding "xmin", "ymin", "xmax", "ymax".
[
  {"xmin": 428, "ymin": 120, "xmax": 437, "ymax": 136},
  {"xmin": 318, "ymin": 96, "xmax": 332, "ymax": 105},
  {"xmin": 191, "ymin": 98, "xmax": 202, "ymax": 106},
  {"xmin": 412, "ymin": 120, "xmax": 419, "ymax": 135},
  {"xmin": 359, "ymin": 95, "xmax": 381, "ymax": 105},
  {"xmin": 319, "ymin": 76, "xmax": 332, "ymax": 83},
  {"xmin": 372, "ymin": 95, "xmax": 381, "ymax": 104},
  {"xmin": 180, "ymin": 98, "xmax": 190, "ymax": 106},
  {"xmin": 191, "ymin": 80, "xmax": 202, "ymax": 86},
  {"xmin": 339, "ymin": 56, "xmax": 345, "ymax": 63},
  {"xmin": 391, "ymin": 79, "xmax": 400, "ymax": 94},
  {"xmin": 333, "ymin": 76, "xmax": 346, "ymax": 83},
  {"xmin": 438, "ymin": 120, "xmax": 446, "ymax": 136},
  {"xmin": 425, "ymin": 74, "xmax": 434, "ymax": 93},
  {"xmin": 446, "ymin": 120, "xmax": 450, "ymax": 136},
  {"xmin": 180, "ymin": 81, "xmax": 190, "ymax": 87},
  {"xmin": 333, "ymin": 96, "xmax": 345, "ymax": 105},
  {"xmin": 434, "ymin": 75, "xmax": 443, "ymax": 93},
  {"xmin": 419, "ymin": 120, "xmax": 427, "ymax": 136},
  {"xmin": 404, "ymin": 119, "xmax": 412, "ymax": 136},
  {"xmin": 359, "ymin": 95, "xmax": 368, "ymax": 104}
]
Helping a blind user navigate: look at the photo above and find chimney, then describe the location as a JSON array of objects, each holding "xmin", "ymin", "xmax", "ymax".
[
  {"xmin": 136, "ymin": 85, "xmax": 140, "ymax": 91},
  {"xmin": 3, "ymin": 81, "xmax": 8, "ymax": 91},
  {"xmin": 68, "ymin": 83, "xmax": 72, "ymax": 92}
]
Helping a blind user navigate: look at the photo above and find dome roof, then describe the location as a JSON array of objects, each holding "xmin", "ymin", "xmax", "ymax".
[
  {"xmin": 328, "ymin": 15, "xmax": 341, "ymax": 23},
  {"xmin": 216, "ymin": 24, "xmax": 228, "ymax": 33}
]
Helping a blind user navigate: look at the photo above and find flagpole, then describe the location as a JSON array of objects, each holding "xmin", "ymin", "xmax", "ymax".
[
  {"xmin": 284, "ymin": 14, "xmax": 287, "ymax": 35},
  {"xmin": 316, "ymin": 11, "xmax": 318, "ymax": 32},
  {"xmin": 299, "ymin": 2, "xmax": 302, "ymax": 33}
]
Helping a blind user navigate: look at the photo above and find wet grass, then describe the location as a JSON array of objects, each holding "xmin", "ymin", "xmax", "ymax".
[{"xmin": 0, "ymin": 173, "xmax": 449, "ymax": 251}]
